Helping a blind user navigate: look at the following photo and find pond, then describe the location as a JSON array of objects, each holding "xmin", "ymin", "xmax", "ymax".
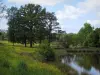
[{"xmin": 62, "ymin": 54, "xmax": 100, "ymax": 75}]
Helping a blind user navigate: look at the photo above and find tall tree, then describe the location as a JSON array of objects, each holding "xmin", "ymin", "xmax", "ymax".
[
  {"xmin": 7, "ymin": 4, "xmax": 60, "ymax": 47},
  {"xmin": 84, "ymin": 28, "xmax": 100, "ymax": 47},
  {"xmin": 35, "ymin": 8, "xmax": 46, "ymax": 44},
  {"xmin": 45, "ymin": 12, "xmax": 60, "ymax": 46},
  {"xmin": 7, "ymin": 7, "xmax": 18, "ymax": 45},
  {"xmin": 78, "ymin": 23, "xmax": 93, "ymax": 46},
  {"xmin": 18, "ymin": 4, "xmax": 46, "ymax": 47}
]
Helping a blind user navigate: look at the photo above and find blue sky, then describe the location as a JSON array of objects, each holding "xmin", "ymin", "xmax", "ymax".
[{"xmin": 0, "ymin": 0, "xmax": 100, "ymax": 33}]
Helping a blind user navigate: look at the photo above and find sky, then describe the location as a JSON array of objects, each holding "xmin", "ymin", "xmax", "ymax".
[{"xmin": 0, "ymin": 0, "xmax": 100, "ymax": 33}]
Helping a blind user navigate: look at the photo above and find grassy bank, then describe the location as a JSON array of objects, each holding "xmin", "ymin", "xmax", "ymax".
[
  {"xmin": 0, "ymin": 41, "xmax": 78, "ymax": 75},
  {"xmin": 0, "ymin": 41, "xmax": 63, "ymax": 75}
]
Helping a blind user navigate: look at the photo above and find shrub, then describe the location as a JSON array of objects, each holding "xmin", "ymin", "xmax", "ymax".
[
  {"xmin": 12, "ymin": 61, "xmax": 28, "ymax": 75},
  {"xmin": 38, "ymin": 41, "xmax": 55, "ymax": 61},
  {"xmin": 0, "ymin": 59, "xmax": 10, "ymax": 68},
  {"xmin": 17, "ymin": 61, "xmax": 27, "ymax": 70}
]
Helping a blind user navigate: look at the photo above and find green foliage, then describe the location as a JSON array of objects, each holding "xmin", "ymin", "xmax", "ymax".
[
  {"xmin": 56, "ymin": 22, "xmax": 100, "ymax": 48},
  {"xmin": 78, "ymin": 23, "xmax": 93, "ymax": 46},
  {"xmin": 17, "ymin": 61, "xmax": 28, "ymax": 70},
  {"xmin": 13, "ymin": 61, "xmax": 28, "ymax": 75},
  {"xmin": 0, "ymin": 31, "xmax": 7, "ymax": 40},
  {"xmin": 7, "ymin": 7, "xmax": 18, "ymax": 44},
  {"xmin": 58, "ymin": 34, "xmax": 68, "ymax": 48},
  {"xmin": 0, "ymin": 59, "xmax": 11, "ymax": 68},
  {"xmin": 45, "ymin": 12, "xmax": 60, "ymax": 45},
  {"xmin": 0, "ymin": 41, "xmax": 63, "ymax": 75},
  {"xmin": 84, "ymin": 28, "xmax": 100, "ymax": 47},
  {"xmin": 58, "ymin": 33, "xmax": 76, "ymax": 48},
  {"xmin": 7, "ymin": 4, "xmax": 60, "ymax": 47},
  {"xmin": 38, "ymin": 41, "xmax": 55, "ymax": 61},
  {"xmin": 56, "ymin": 23, "xmax": 95, "ymax": 48},
  {"xmin": 0, "ymin": 32, "xmax": 1, "ymax": 35}
]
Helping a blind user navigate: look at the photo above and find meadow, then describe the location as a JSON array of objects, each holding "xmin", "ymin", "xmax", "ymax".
[{"xmin": 0, "ymin": 41, "xmax": 63, "ymax": 75}]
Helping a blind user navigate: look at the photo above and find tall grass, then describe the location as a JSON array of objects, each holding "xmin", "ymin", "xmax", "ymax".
[{"xmin": 0, "ymin": 41, "xmax": 63, "ymax": 75}]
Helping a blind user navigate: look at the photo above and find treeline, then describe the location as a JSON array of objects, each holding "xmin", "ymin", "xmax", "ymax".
[
  {"xmin": 59, "ymin": 23, "xmax": 100, "ymax": 48},
  {"xmin": 7, "ymin": 4, "xmax": 60, "ymax": 47},
  {"xmin": 6, "ymin": 3, "xmax": 100, "ymax": 48}
]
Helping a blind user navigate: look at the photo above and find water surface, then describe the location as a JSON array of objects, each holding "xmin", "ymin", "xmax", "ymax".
[{"xmin": 62, "ymin": 54, "xmax": 100, "ymax": 75}]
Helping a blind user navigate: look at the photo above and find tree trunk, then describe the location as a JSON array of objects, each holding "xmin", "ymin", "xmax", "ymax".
[
  {"xmin": 24, "ymin": 39, "xmax": 27, "ymax": 47},
  {"xmin": 30, "ymin": 37, "xmax": 32, "ymax": 48},
  {"xmin": 24, "ymin": 35, "xmax": 27, "ymax": 47},
  {"xmin": 29, "ymin": 27, "xmax": 33, "ymax": 48},
  {"xmin": 13, "ymin": 33, "xmax": 15, "ymax": 46},
  {"xmin": 48, "ymin": 30, "xmax": 52, "ymax": 46},
  {"xmin": 48, "ymin": 35, "xmax": 50, "ymax": 46},
  {"xmin": 48, "ymin": 25, "xmax": 52, "ymax": 46},
  {"xmin": 39, "ymin": 36, "xmax": 42, "ymax": 44}
]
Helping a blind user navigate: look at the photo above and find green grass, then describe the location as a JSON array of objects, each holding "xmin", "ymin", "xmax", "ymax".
[{"xmin": 0, "ymin": 41, "xmax": 63, "ymax": 75}]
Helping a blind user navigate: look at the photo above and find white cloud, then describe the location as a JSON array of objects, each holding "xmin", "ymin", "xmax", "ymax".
[
  {"xmin": 78, "ymin": 0, "xmax": 100, "ymax": 12},
  {"xmin": 56, "ymin": 0, "xmax": 100, "ymax": 32},
  {"xmin": 97, "ymin": 12, "xmax": 100, "ymax": 17},
  {"xmin": 56, "ymin": 5, "xmax": 86, "ymax": 20},
  {"xmin": 87, "ymin": 20, "xmax": 100, "ymax": 28},
  {"xmin": 0, "ymin": 18, "xmax": 8, "ymax": 30},
  {"xmin": 8, "ymin": 0, "xmax": 64, "ymax": 6},
  {"xmin": 56, "ymin": 0, "xmax": 100, "ymax": 21}
]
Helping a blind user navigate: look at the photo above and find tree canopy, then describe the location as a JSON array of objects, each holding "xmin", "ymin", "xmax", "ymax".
[{"xmin": 7, "ymin": 4, "xmax": 60, "ymax": 47}]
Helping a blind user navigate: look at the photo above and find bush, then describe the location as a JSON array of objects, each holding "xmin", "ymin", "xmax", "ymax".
[
  {"xmin": 17, "ymin": 61, "xmax": 27, "ymax": 70},
  {"xmin": 0, "ymin": 59, "xmax": 11, "ymax": 68},
  {"xmin": 12, "ymin": 61, "xmax": 28, "ymax": 75},
  {"xmin": 38, "ymin": 41, "xmax": 55, "ymax": 61},
  {"xmin": 61, "ymin": 42, "xmax": 69, "ymax": 48}
]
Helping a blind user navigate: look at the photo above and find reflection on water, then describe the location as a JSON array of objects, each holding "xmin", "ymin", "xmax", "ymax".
[{"xmin": 62, "ymin": 54, "xmax": 100, "ymax": 75}]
